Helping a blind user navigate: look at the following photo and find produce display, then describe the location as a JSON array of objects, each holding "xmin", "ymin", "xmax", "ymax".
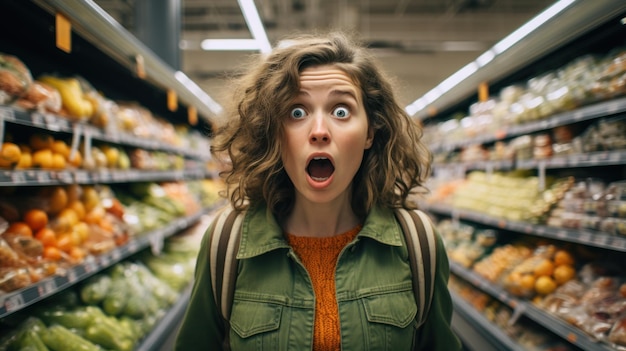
[
  {"xmin": 422, "ymin": 48, "xmax": 626, "ymax": 147},
  {"xmin": 0, "ymin": 233, "xmax": 201, "ymax": 351},
  {"xmin": 449, "ymin": 275, "xmax": 579, "ymax": 351},
  {"xmin": 0, "ymin": 179, "xmax": 221, "ymax": 294}
]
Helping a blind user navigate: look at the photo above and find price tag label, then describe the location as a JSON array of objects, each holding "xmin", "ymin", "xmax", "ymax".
[
  {"xmin": 67, "ymin": 269, "xmax": 77, "ymax": 282},
  {"xmin": 56, "ymin": 171, "xmax": 73, "ymax": 184},
  {"xmin": 0, "ymin": 107, "xmax": 15, "ymax": 121},
  {"xmin": 135, "ymin": 54, "xmax": 146, "ymax": 79},
  {"xmin": 11, "ymin": 172, "xmax": 26, "ymax": 184},
  {"xmin": 44, "ymin": 114, "xmax": 62, "ymax": 131},
  {"xmin": 4, "ymin": 294, "xmax": 25, "ymax": 312},
  {"xmin": 31, "ymin": 113, "xmax": 45, "ymax": 127},
  {"xmin": 55, "ymin": 13, "xmax": 72, "ymax": 53},
  {"xmin": 36, "ymin": 171, "xmax": 51, "ymax": 184},
  {"xmin": 167, "ymin": 89, "xmax": 178, "ymax": 112},
  {"xmin": 38, "ymin": 279, "xmax": 58, "ymax": 296},
  {"xmin": 188, "ymin": 106, "xmax": 198, "ymax": 125},
  {"xmin": 75, "ymin": 171, "xmax": 89, "ymax": 183},
  {"xmin": 150, "ymin": 231, "xmax": 165, "ymax": 255}
]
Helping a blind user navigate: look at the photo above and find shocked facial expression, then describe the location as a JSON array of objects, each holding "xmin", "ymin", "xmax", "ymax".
[{"xmin": 281, "ymin": 65, "xmax": 374, "ymax": 206}]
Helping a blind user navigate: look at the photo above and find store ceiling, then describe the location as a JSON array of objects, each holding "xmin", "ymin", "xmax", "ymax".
[{"xmin": 95, "ymin": 0, "xmax": 555, "ymax": 112}]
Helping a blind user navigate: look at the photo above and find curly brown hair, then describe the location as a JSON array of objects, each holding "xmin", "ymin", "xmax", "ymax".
[{"xmin": 211, "ymin": 31, "xmax": 431, "ymax": 219}]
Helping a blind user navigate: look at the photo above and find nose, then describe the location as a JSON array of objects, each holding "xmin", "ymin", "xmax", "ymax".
[{"xmin": 309, "ymin": 113, "xmax": 330, "ymax": 144}]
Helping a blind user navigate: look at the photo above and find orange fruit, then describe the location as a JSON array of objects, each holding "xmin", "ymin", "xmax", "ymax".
[
  {"xmin": 553, "ymin": 264, "xmax": 576, "ymax": 285},
  {"xmin": 51, "ymin": 140, "xmax": 70, "ymax": 159},
  {"xmin": 32, "ymin": 149, "xmax": 53, "ymax": 169},
  {"xmin": 533, "ymin": 258, "xmax": 555, "ymax": 277},
  {"xmin": 48, "ymin": 186, "xmax": 68, "ymax": 214},
  {"xmin": 56, "ymin": 233, "xmax": 75, "ymax": 252},
  {"xmin": 0, "ymin": 142, "xmax": 21, "ymax": 168},
  {"xmin": 84, "ymin": 206, "xmax": 105, "ymax": 225},
  {"xmin": 29, "ymin": 133, "xmax": 54, "ymax": 151},
  {"xmin": 5, "ymin": 222, "xmax": 33, "ymax": 237},
  {"xmin": 554, "ymin": 250, "xmax": 575, "ymax": 266},
  {"xmin": 66, "ymin": 184, "xmax": 82, "ymax": 202},
  {"xmin": 35, "ymin": 228, "xmax": 57, "ymax": 247},
  {"xmin": 69, "ymin": 246, "xmax": 86, "ymax": 263},
  {"xmin": 519, "ymin": 274, "xmax": 536, "ymax": 292},
  {"xmin": 43, "ymin": 246, "xmax": 62, "ymax": 261},
  {"xmin": 24, "ymin": 209, "xmax": 49, "ymax": 231},
  {"xmin": 535, "ymin": 276, "xmax": 557, "ymax": 295}
]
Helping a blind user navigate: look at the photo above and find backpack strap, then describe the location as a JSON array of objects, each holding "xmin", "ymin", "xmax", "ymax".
[
  {"xmin": 394, "ymin": 208, "xmax": 437, "ymax": 329},
  {"xmin": 208, "ymin": 207, "xmax": 245, "ymax": 349}
]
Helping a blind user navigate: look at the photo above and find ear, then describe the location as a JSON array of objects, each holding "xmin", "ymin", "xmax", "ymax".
[{"xmin": 364, "ymin": 128, "xmax": 374, "ymax": 149}]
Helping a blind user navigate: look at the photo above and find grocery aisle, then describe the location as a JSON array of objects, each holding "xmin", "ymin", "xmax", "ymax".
[{"xmin": 418, "ymin": 1, "xmax": 626, "ymax": 350}]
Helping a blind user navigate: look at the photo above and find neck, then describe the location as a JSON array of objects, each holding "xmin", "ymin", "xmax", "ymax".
[{"xmin": 283, "ymin": 195, "xmax": 360, "ymax": 238}]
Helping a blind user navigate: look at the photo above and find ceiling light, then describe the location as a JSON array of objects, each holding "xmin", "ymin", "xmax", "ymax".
[{"xmin": 238, "ymin": 0, "xmax": 272, "ymax": 53}]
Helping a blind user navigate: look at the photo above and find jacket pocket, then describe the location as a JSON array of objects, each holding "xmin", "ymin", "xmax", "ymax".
[
  {"xmin": 361, "ymin": 289, "xmax": 417, "ymax": 349},
  {"xmin": 229, "ymin": 300, "xmax": 282, "ymax": 350}
]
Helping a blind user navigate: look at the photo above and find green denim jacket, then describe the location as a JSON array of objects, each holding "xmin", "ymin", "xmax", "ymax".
[{"xmin": 175, "ymin": 204, "xmax": 461, "ymax": 351}]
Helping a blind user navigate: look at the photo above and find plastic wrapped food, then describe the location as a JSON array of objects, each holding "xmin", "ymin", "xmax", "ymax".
[
  {"xmin": 0, "ymin": 53, "xmax": 32, "ymax": 104},
  {"xmin": 16, "ymin": 80, "xmax": 62, "ymax": 113}
]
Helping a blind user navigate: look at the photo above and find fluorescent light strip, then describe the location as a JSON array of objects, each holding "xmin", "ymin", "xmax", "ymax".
[
  {"xmin": 405, "ymin": 0, "xmax": 578, "ymax": 117},
  {"xmin": 175, "ymin": 71, "xmax": 224, "ymax": 114},
  {"xmin": 199, "ymin": 0, "xmax": 271, "ymax": 53},
  {"xmin": 201, "ymin": 39, "xmax": 261, "ymax": 51},
  {"xmin": 238, "ymin": 0, "xmax": 272, "ymax": 53}
]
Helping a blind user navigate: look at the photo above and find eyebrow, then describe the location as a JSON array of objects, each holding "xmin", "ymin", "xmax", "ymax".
[{"xmin": 329, "ymin": 89, "xmax": 358, "ymax": 102}]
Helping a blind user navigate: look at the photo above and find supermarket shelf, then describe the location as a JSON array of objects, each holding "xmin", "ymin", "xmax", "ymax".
[
  {"xmin": 450, "ymin": 262, "xmax": 519, "ymax": 310},
  {"xmin": 0, "ymin": 106, "xmax": 212, "ymax": 162},
  {"xmin": 429, "ymin": 96, "xmax": 626, "ymax": 153},
  {"xmin": 434, "ymin": 150, "xmax": 626, "ymax": 172},
  {"xmin": 0, "ymin": 168, "xmax": 214, "ymax": 186},
  {"xmin": 29, "ymin": 0, "xmax": 220, "ymax": 122},
  {"xmin": 414, "ymin": 1, "xmax": 626, "ymax": 121},
  {"xmin": 0, "ymin": 209, "xmax": 209, "ymax": 319},
  {"xmin": 136, "ymin": 285, "xmax": 191, "ymax": 351},
  {"xmin": 424, "ymin": 203, "xmax": 626, "ymax": 252},
  {"xmin": 451, "ymin": 292, "xmax": 525, "ymax": 351},
  {"xmin": 450, "ymin": 262, "xmax": 615, "ymax": 351}
]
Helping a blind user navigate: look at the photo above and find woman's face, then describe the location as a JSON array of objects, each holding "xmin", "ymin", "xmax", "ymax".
[{"xmin": 281, "ymin": 65, "xmax": 373, "ymax": 206}]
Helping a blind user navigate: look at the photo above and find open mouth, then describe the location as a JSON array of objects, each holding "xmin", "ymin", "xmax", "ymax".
[{"xmin": 307, "ymin": 157, "xmax": 335, "ymax": 182}]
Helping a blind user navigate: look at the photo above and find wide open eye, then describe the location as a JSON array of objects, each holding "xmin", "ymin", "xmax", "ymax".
[
  {"xmin": 290, "ymin": 107, "xmax": 307, "ymax": 119},
  {"xmin": 332, "ymin": 106, "xmax": 350, "ymax": 118}
]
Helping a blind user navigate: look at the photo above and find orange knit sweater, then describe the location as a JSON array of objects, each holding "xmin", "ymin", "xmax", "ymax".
[{"xmin": 286, "ymin": 225, "xmax": 361, "ymax": 351}]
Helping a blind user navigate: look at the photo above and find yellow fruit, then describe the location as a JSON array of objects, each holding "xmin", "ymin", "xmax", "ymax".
[
  {"xmin": 82, "ymin": 186, "xmax": 100, "ymax": 212},
  {"xmin": 553, "ymin": 264, "xmax": 576, "ymax": 285},
  {"xmin": 32, "ymin": 149, "xmax": 54, "ymax": 169},
  {"xmin": 0, "ymin": 142, "xmax": 21, "ymax": 168},
  {"xmin": 103, "ymin": 147, "xmax": 120, "ymax": 168},
  {"xmin": 533, "ymin": 258, "xmax": 555, "ymax": 277},
  {"xmin": 15, "ymin": 152, "xmax": 32, "ymax": 169},
  {"xmin": 535, "ymin": 276, "xmax": 557, "ymax": 295},
  {"xmin": 67, "ymin": 200, "xmax": 86, "ymax": 220},
  {"xmin": 51, "ymin": 153, "xmax": 67, "ymax": 169},
  {"xmin": 68, "ymin": 150, "xmax": 82, "ymax": 168}
]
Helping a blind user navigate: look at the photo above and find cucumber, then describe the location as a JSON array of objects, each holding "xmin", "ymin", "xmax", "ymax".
[
  {"xmin": 80, "ymin": 275, "xmax": 112, "ymax": 305},
  {"xmin": 40, "ymin": 324, "xmax": 101, "ymax": 351},
  {"xmin": 18, "ymin": 329, "xmax": 49, "ymax": 351},
  {"xmin": 102, "ymin": 277, "xmax": 128, "ymax": 316}
]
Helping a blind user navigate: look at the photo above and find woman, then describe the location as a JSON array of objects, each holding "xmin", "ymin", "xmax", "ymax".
[{"xmin": 175, "ymin": 31, "xmax": 461, "ymax": 351}]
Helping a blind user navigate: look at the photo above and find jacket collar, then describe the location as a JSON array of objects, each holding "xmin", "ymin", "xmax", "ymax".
[{"xmin": 236, "ymin": 204, "xmax": 404, "ymax": 259}]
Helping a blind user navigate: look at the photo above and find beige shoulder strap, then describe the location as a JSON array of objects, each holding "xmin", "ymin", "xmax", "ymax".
[{"xmin": 394, "ymin": 208, "xmax": 437, "ymax": 328}]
